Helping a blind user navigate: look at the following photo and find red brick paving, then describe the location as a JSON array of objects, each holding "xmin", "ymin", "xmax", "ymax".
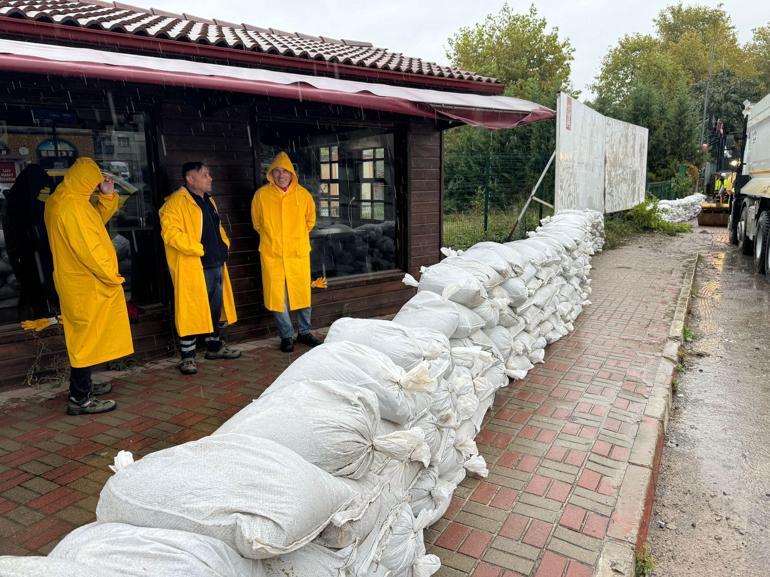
[
  {"xmin": 0, "ymin": 237, "xmax": 694, "ymax": 574},
  {"xmin": 424, "ymin": 239, "xmax": 693, "ymax": 576}
]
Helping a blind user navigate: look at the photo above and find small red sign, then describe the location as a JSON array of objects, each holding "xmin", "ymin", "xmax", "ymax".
[{"xmin": 0, "ymin": 161, "xmax": 16, "ymax": 184}]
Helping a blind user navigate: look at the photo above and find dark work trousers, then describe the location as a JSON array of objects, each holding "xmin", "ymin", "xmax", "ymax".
[
  {"xmin": 69, "ymin": 366, "xmax": 92, "ymax": 404},
  {"xmin": 179, "ymin": 266, "xmax": 224, "ymax": 359}
]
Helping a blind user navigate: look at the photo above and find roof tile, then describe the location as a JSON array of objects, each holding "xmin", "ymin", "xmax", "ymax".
[{"xmin": 0, "ymin": 0, "xmax": 500, "ymax": 84}]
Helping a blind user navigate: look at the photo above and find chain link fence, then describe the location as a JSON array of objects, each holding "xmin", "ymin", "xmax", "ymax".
[{"xmin": 442, "ymin": 150, "xmax": 554, "ymax": 250}]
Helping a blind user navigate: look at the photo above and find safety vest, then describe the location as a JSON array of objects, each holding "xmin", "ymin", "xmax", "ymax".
[{"xmin": 714, "ymin": 178, "xmax": 723, "ymax": 192}]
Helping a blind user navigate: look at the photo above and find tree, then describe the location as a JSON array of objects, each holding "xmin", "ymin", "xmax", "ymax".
[
  {"xmin": 443, "ymin": 4, "xmax": 573, "ymax": 212},
  {"xmin": 592, "ymin": 3, "xmax": 763, "ymax": 182},
  {"xmin": 746, "ymin": 24, "xmax": 770, "ymax": 93},
  {"xmin": 592, "ymin": 34, "xmax": 686, "ymax": 115}
]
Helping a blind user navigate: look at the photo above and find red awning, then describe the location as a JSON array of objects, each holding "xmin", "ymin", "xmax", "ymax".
[{"xmin": 0, "ymin": 39, "xmax": 554, "ymax": 129}]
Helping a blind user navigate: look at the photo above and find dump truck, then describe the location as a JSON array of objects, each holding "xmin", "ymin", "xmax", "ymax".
[{"xmin": 729, "ymin": 92, "xmax": 770, "ymax": 274}]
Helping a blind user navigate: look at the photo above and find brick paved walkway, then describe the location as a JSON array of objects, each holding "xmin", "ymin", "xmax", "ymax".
[{"xmin": 0, "ymin": 232, "xmax": 704, "ymax": 575}]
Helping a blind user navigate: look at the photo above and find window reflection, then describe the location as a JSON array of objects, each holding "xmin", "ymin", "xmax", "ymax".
[
  {"xmin": 0, "ymin": 108, "xmax": 162, "ymax": 326},
  {"xmin": 258, "ymin": 124, "xmax": 400, "ymax": 279}
]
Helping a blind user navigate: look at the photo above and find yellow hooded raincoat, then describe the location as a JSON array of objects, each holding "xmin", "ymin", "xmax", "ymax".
[
  {"xmin": 43, "ymin": 157, "xmax": 133, "ymax": 368},
  {"xmin": 159, "ymin": 187, "xmax": 237, "ymax": 337},
  {"xmin": 251, "ymin": 152, "xmax": 316, "ymax": 312}
]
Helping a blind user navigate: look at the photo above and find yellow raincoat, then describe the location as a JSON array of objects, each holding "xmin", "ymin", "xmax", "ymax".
[
  {"xmin": 159, "ymin": 187, "xmax": 237, "ymax": 337},
  {"xmin": 43, "ymin": 157, "xmax": 133, "ymax": 368},
  {"xmin": 251, "ymin": 152, "xmax": 316, "ymax": 312}
]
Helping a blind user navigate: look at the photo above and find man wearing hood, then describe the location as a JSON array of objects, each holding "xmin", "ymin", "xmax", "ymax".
[
  {"xmin": 159, "ymin": 162, "xmax": 240, "ymax": 375},
  {"xmin": 44, "ymin": 157, "xmax": 131, "ymax": 415},
  {"xmin": 251, "ymin": 152, "xmax": 321, "ymax": 352}
]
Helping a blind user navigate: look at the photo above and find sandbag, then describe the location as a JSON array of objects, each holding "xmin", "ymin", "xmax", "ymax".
[
  {"xmin": 97, "ymin": 435, "xmax": 359, "ymax": 559},
  {"xmin": 51, "ymin": 522, "xmax": 264, "ymax": 577},
  {"xmin": 326, "ymin": 318, "xmax": 451, "ymax": 380},
  {"xmin": 0, "ymin": 557, "xmax": 99, "ymax": 577},
  {"xmin": 460, "ymin": 246, "xmax": 513, "ymax": 277},
  {"xmin": 265, "ymin": 342, "xmax": 433, "ymax": 425},
  {"xmin": 469, "ymin": 241, "xmax": 528, "ymax": 273},
  {"xmin": 215, "ymin": 380, "xmax": 429, "ymax": 479},
  {"xmin": 402, "ymin": 263, "xmax": 487, "ymax": 308},
  {"xmin": 451, "ymin": 303, "xmax": 486, "ymax": 339},
  {"xmin": 393, "ymin": 291, "xmax": 459, "ymax": 339},
  {"xmin": 442, "ymin": 255, "xmax": 504, "ymax": 288}
]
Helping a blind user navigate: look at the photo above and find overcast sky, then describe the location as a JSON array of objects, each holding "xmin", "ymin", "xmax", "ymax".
[{"xmin": 146, "ymin": 0, "xmax": 769, "ymax": 99}]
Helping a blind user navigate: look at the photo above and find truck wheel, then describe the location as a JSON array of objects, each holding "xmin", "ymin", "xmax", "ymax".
[
  {"xmin": 765, "ymin": 232, "xmax": 770, "ymax": 282},
  {"xmin": 728, "ymin": 211, "xmax": 738, "ymax": 245},
  {"xmin": 737, "ymin": 206, "xmax": 753, "ymax": 255},
  {"xmin": 755, "ymin": 213, "xmax": 769, "ymax": 274}
]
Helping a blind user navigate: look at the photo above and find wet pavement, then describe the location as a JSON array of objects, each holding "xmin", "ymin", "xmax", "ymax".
[{"xmin": 647, "ymin": 228, "xmax": 770, "ymax": 576}]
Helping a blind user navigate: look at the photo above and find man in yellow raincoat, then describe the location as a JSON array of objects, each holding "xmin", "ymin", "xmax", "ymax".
[
  {"xmin": 160, "ymin": 162, "xmax": 240, "ymax": 375},
  {"xmin": 44, "ymin": 157, "xmax": 132, "ymax": 415},
  {"xmin": 251, "ymin": 152, "xmax": 320, "ymax": 352}
]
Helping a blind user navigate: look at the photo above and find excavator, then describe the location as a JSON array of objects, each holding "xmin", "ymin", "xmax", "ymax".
[{"xmin": 698, "ymin": 171, "xmax": 732, "ymax": 226}]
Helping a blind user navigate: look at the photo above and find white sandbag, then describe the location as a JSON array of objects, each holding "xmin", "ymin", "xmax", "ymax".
[
  {"xmin": 266, "ymin": 342, "xmax": 433, "ymax": 425},
  {"xmin": 442, "ymin": 255, "xmax": 504, "ymax": 288},
  {"xmin": 528, "ymin": 348, "xmax": 546, "ymax": 364},
  {"xmin": 97, "ymin": 435, "xmax": 359, "ymax": 559},
  {"xmin": 500, "ymin": 278, "xmax": 537, "ymax": 308},
  {"xmin": 408, "ymin": 413, "xmax": 445, "ymax": 467},
  {"xmin": 484, "ymin": 326, "xmax": 514, "ymax": 361},
  {"xmin": 316, "ymin": 474, "xmax": 390, "ymax": 550},
  {"xmin": 0, "ymin": 557, "xmax": 99, "ymax": 577},
  {"xmin": 216, "ymin": 381, "xmax": 429, "ymax": 479},
  {"xmin": 470, "ymin": 241, "xmax": 528, "ymax": 273},
  {"xmin": 403, "ymin": 262, "xmax": 487, "ymax": 308},
  {"xmin": 507, "ymin": 316, "xmax": 527, "ymax": 340},
  {"xmin": 519, "ymin": 262, "xmax": 538, "ymax": 284},
  {"xmin": 393, "ymin": 291, "xmax": 459, "ymax": 339},
  {"xmin": 460, "ymin": 246, "xmax": 513, "ymax": 277},
  {"xmin": 409, "ymin": 327, "xmax": 453, "ymax": 381},
  {"xmin": 471, "ymin": 299, "xmax": 499, "ymax": 329},
  {"xmin": 524, "ymin": 237, "xmax": 566, "ymax": 261},
  {"xmin": 51, "ymin": 522, "xmax": 264, "ymax": 577},
  {"xmin": 525, "ymin": 275, "xmax": 544, "ymax": 293},
  {"xmin": 326, "ymin": 318, "xmax": 451, "ymax": 380},
  {"xmin": 449, "ymin": 303, "xmax": 486, "ymax": 339},
  {"xmin": 409, "ymin": 468, "xmax": 454, "ymax": 526},
  {"xmin": 263, "ymin": 543, "xmax": 357, "ymax": 577},
  {"xmin": 506, "ymin": 354, "xmax": 534, "ymax": 375},
  {"xmin": 504, "ymin": 240, "xmax": 549, "ymax": 266}
]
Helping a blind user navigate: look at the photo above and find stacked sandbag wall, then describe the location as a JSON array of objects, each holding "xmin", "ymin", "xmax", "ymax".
[{"xmin": 0, "ymin": 209, "xmax": 604, "ymax": 577}]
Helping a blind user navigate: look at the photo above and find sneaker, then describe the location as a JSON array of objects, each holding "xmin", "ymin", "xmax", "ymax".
[
  {"xmin": 91, "ymin": 382, "xmax": 112, "ymax": 396},
  {"xmin": 178, "ymin": 358, "xmax": 198, "ymax": 375},
  {"xmin": 67, "ymin": 397, "xmax": 117, "ymax": 416},
  {"xmin": 280, "ymin": 337, "xmax": 294, "ymax": 353},
  {"xmin": 205, "ymin": 346, "xmax": 242, "ymax": 360},
  {"xmin": 297, "ymin": 332, "xmax": 322, "ymax": 348}
]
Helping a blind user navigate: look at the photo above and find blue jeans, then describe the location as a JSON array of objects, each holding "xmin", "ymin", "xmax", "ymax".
[
  {"xmin": 274, "ymin": 284, "xmax": 311, "ymax": 339},
  {"xmin": 180, "ymin": 266, "xmax": 224, "ymax": 358}
]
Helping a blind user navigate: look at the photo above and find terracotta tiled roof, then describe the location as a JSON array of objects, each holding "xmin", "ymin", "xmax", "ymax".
[{"xmin": 0, "ymin": 0, "xmax": 501, "ymax": 85}]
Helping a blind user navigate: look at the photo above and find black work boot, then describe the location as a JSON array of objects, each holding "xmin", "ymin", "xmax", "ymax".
[
  {"xmin": 297, "ymin": 332, "xmax": 322, "ymax": 348},
  {"xmin": 280, "ymin": 338, "xmax": 294, "ymax": 353}
]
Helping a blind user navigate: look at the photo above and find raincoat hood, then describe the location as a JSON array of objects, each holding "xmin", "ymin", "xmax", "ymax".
[
  {"xmin": 266, "ymin": 152, "xmax": 297, "ymax": 190},
  {"xmin": 56, "ymin": 157, "xmax": 103, "ymax": 198}
]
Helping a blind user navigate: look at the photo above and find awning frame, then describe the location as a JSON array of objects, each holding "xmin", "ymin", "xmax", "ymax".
[{"xmin": 0, "ymin": 38, "xmax": 555, "ymax": 130}]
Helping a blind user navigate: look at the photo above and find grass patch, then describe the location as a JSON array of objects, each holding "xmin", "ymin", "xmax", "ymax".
[
  {"xmin": 635, "ymin": 545, "xmax": 655, "ymax": 577},
  {"xmin": 604, "ymin": 199, "xmax": 692, "ymax": 249},
  {"xmin": 682, "ymin": 326, "xmax": 694, "ymax": 342},
  {"xmin": 443, "ymin": 206, "xmax": 546, "ymax": 250}
]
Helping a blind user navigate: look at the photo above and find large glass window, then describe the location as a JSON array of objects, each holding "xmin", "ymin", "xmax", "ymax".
[
  {"xmin": 0, "ymin": 107, "xmax": 161, "ymax": 326},
  {"xmin": 258, "ymin": 122, "xmax": 401, "ymax": 280}
]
